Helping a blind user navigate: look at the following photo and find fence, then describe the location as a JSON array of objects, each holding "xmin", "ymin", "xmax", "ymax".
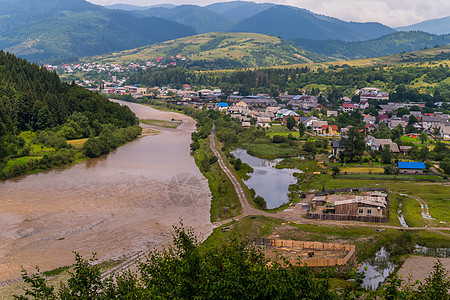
[
  {"xmin": 254, "ymin": 238, "xmax": 355, "ymax": 267},
  {"xmin": 306, "ymin": 212, "xmax": 388, "ymax": 223}
]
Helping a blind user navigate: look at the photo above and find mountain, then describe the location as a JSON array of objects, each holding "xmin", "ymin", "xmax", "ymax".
[
  {"xmin": 291, "ymin": 31, "xmax": 450, "ymax": 60},
  {"xmin": 232, "ymin": 5, "xmax": 394, "ymax": 41},
  {"xmin": 105, "ymin": 3, "xmax": 176, "ymax": 11},
  {"xmin": 0, "ymin": 0, "xmax": 100, "ymax": 33},
  {"xmin": 82, "ymin": 32, "xmax": 327, "ymax": 68},
  {"xmin": 0, "ymin": 0, "xmax": 195, "ymax": 62},
  {"xmin": 131, "ymin": 5, "xmax": 233, "ymax": 33},
  {"xmin": 397, "ymin": 16, "xmax": 450, "ymax": 35},
  {"xmin": 205, "ymin": 1, "xmax": 275, "ymax": 22}
]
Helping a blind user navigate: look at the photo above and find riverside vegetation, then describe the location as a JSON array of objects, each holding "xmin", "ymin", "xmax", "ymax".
[{"xmin": 0, "ymin": 51, "xmax": 141, "ymax": 180}]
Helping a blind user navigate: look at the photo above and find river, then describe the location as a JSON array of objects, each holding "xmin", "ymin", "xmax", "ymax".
[{"xmin": 0, "ymin": 100, "xmax": 213, "ymax": 283}]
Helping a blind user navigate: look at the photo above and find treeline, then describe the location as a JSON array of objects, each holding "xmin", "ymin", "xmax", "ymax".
[
  {"xmin": 0, "ymin": 51, "xmax": 138, "ymax": 173},
  {"xmin": 126, "ymin": 65, "xmax": 450, "ymax": 108}
]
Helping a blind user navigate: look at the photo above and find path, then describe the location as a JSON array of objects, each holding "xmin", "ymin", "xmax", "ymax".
[{"xmin": 210, "ymin": 126, "xmax": 270, "ymax": 227}]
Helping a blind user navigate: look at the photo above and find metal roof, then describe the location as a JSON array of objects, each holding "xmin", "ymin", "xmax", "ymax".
[{"xmin": 398, "ymin": 162, "xmax": 425, "ymax": 169}]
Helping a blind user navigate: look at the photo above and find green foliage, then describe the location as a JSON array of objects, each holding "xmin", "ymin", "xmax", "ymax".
[
  {"xmin": 286, "ymin": 115, "xmax": 296, "ymax": 130},
  {"xmin": 254, "ymin": 195, "xmax": 267, "ymax": 209},
  {"xmin": 16, "ymin": 226, "xmax": 337, "ymax": 299},
  {"xmin": 339, "ymin": 127, "xmax": 366, "ymax": 162}
]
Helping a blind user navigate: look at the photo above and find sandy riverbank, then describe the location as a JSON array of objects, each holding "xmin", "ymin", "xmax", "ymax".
[{"xmin": 0, "ymin": 100, "xmax": 212, "ymax": 285}]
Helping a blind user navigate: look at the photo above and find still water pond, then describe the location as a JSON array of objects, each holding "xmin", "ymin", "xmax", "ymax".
[
  {"xmin": 359, "ymin": 247, "xmax": 396, "ymax": 291},
  {"xmin": 231, "ymin": 148, "xmax": 302, "ymax": 209}
]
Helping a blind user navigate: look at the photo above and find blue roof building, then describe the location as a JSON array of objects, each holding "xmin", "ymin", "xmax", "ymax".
[
  {"xmin": 218, "ymin": 102, "xmax": 229, "ymax": 107},
  {"xmin": 398, "ymin": 162, "xmax": 426, "ymax": 174}
]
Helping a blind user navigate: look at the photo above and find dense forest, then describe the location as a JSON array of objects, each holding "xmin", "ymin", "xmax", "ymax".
[
  {"xmin": 0, "ymin": 51, "xmax": 139, "ymax": 178},
  {"xmin": 126, "ymin": 64, "xmax": 450, "ymax": 109}
]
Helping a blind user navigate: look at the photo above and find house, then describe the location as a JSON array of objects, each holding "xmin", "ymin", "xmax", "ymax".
[
  {"xmin": 398, "ymin": 162, "xmax": 426, "ymax": 174},
  {"xmin": 327, "ymin": 110, "xmax": 338, "ymax": 117},
  {"xmin": 330, "ymin": 140, "xmax": 342, "ymax": 156},
  {"xmin": 298, "ymin": 116, "xmax": 320, "ymax": 128},
  {"xmin": 389, "ymin": 119, "xmax": 407, "ymax": 129},
  {"xmin": 312, "ymin": 120, "xmax": 328, "ymax": 133},
  {"xmin": 422, "ymin": 115, "xmax": 449, "ymax": 130},
  {"xmin": 334, "ymin": 198, "xmax": 386, "ymax": 218},
  {"xmin": 242, "ymin": 96, "xmax": 278, "ymax": 107},
  {"xmin": 342, "ymin": 103, "xmax": 355, "ymax": 112},
  {"xmin": 365, "ymin": 124, "xmax": 377, "ymax": 133},
  {"xmin": 280, "ymin": 110, "xmax": 300, "ymax": 124},
  {"xmin": 371, "ymin": 139, "xmax": 400, "ymax": 153},
  {"xmin": 363, "ymin": 115, "xmax": 376, "ymax": 124},
  {"xmin": 256, "ymin": 117, "xmax": 271, "ymax": 128},
  {"xmin": 218, "ymin": 102, "xmax": 229, "ymax": 111},
  {"xmin": 360, "ymin": 91, "xmax": 389, "ymax": 102},
  {"xmin": 234, "ymin": 101, "xmax": 249, "ymax": 113},
  {"xmin": 359, "ymin": 100, "xmax": 370, "ymax": 109},
  {"xmin": 321, "ymin": 125, "xmax": 339, "ymax": 136},
  {"xmin": 440, "ymin": 124, "xmax": 450, "ymax": 140},
  {"xmin": 399, "ymin": 146, "xmax": 412, "ymax": 154},
  {"xmin": 241, "ymin": 121, "xmax": 251, "ymax": 127}
]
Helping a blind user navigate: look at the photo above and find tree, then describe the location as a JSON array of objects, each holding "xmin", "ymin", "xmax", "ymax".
[
  {"xmin": 286, "ymin": 115, "xmax": 296, "ymax": 131},
  {"xmin": 331, "ymin": 166, "xmax": 340, "ymax": 176},
  {"xmin": 298, "ymin": 123, "xmax": 306, "ymax": 137},
  {"xmin": 17, "ymin": 226, "xmax": 337, "ymax": 299},
  {"xmin": 419, "ymin": 132, "xmax": 428, "ymax": 144},
  {"xmin": 339, "ymin": 127, "xmax": 366, "ymax": 162},
  {"xmin": 381, "ymin": 145, "xmax": 393, "ymax": 164},
  {"xmin": 417, "ymin": 259, "xmax": 450, "ymax": 300}
]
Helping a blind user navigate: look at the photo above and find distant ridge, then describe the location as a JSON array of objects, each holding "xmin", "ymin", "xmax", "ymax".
[
  {"xmin": 232, "ymin": 5, "xmax": 394, "ymax": 41},
  {"xmin": 396, "ymin": 16, "xmax": 450, "ymax": 35},
  {"xmin": 291, "ymin": 31, "xmax": 450, "ymax": 60}
]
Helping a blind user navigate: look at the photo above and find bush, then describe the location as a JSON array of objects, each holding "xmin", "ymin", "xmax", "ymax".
[{"xmin": 254, "ymin": 196, "xmax": 267, "ymax": 209}]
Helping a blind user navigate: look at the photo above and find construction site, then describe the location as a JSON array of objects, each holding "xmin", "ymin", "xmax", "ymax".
[{"xmin": 255, "ymin": 238, "xmax": 355, "ymax": 267}]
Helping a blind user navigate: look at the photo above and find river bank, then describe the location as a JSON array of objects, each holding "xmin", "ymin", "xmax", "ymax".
[{"xmin": 0, "ymin": 100, "xmax": 213, "ymax": 284}]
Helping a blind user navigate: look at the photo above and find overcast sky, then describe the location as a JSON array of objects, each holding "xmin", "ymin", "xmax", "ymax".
[{"xmin": 87, "ymin": 0, "xmax": 450, "ymax": 27}]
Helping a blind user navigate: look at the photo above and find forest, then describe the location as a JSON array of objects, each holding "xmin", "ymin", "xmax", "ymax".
[{"xmin": 0, "ymin": 51, "xmax": 139, "ymax": 179}]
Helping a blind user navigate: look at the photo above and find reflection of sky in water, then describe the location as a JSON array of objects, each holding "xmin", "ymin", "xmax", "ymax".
[
  {"xmin": 359, "ymin": 247, "xmax": 396, "ymax": 291},
  {"xmin": 231, "ymin": 148, "xmax": 302, "ymax": 209}
]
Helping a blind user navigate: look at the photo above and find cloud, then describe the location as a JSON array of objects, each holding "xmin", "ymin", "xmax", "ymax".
[{"xmin": 88, "ymin": 0, "xmax": 450, "ymax": 27}]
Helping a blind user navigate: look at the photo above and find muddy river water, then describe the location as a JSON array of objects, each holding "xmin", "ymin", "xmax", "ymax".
[{"xmin": 0, "ymin": 100, "xmax": 213, "ymax": 283}]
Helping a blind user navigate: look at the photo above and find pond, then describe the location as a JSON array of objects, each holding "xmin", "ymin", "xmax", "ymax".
[
  {"xmin": 230, "ymin": 148, "xmax": 302, "ymax": 209},
  {"xmin": 358, "ymin": 247, "xmax": 396, "ymax": 291}
]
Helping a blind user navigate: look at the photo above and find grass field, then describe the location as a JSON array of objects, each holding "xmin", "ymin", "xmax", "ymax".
[
  {"xmin": 340, "ymin": 167, "xmax": 385, "ymax": 173},
  {"xmin": 2, "ymin": 156, "xmax": 38, "ymax": 172},
  {"xmin": 140, "ymin": 118, "xmax": 182, "ymax": 128},
  {"xmin": 66, "ymin": 138, "xmax": 88, "ymax": 149},
  {"xmin": 243, "ymin": 143, "xmax": 302, "ymax": 159}
]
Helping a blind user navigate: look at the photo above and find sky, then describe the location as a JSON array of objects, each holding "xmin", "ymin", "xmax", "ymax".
[{"xmin": 87, "ymin": 0, "xmax": 450, "ymax": 27}]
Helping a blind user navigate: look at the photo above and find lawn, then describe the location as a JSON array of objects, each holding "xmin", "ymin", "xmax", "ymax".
[{"xmin": 140, "ymin": 118, "xmax": 182, "ymax": 128}]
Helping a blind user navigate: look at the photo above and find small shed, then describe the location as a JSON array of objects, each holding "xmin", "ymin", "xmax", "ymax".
[{"xmin": 398, "ymin": 162, "xmax": 426, "ymax": 174}]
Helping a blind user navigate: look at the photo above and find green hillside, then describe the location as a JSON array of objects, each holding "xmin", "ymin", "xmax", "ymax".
[
  {"xmin": 83, "ymin": 32, "xmax": 327, "ymax": 68},
  {"xmin": 291, "ymin": 31, "xmax": 450, "ymax": 60}
]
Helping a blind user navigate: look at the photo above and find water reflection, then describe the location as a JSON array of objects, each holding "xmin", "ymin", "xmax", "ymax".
[
  {"xmin": 231, "ymin": 148, "xmax": 302, "ymax": 209},
  {"xmin": 359, "ymin": 247, "xmax": 396, "ymax": 291}
]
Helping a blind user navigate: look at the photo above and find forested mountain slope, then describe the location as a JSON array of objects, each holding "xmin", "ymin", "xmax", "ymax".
[{"xmin": 0, "ymin": 51, "xmax": 138, "ymax": 174}]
